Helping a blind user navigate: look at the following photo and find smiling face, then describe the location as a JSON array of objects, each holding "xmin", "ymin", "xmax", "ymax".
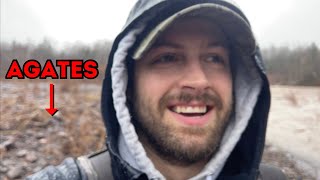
[{"xmin": 132, "ymin": 17, "xmax": 233, "ymax": 165}]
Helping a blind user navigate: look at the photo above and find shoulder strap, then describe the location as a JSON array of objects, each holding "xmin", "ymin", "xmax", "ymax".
[
  {"xmin": 258, "ymin": 164, "xmax": 287, "ymax": 180},
  {"xmin": 77, "ymin": 148, "xmax": 114, "ymax": 180}
]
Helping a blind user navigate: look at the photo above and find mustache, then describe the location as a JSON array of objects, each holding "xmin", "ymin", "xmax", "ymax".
[{"xmin": 160, "ymin": 90, "xmax": 223, "ymax": 110}]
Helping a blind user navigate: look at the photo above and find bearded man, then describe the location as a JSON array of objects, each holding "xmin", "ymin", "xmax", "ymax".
[{"xmin": 28, "ymin": 1, "xmax": 286, "ymax": 180}]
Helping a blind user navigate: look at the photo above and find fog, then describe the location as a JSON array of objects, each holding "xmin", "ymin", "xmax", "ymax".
[{"xmin": 1, "ymin": 0, "xmax": 320, "ymax": 48}]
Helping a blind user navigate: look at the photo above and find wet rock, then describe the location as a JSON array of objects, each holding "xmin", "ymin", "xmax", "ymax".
[
  {"xmin": 2, "ymin": 159, "xmax": 15, "ymax": 167},
  {"xmin": 16, "ymin": 149, "xmax": 28, "ymax": 157},
  {"xmin": 33, "ymin": 166, "xmax": 43, "ymax": 173},
  {"xmin": 0, "ymin": 137, "xmax": 15, "ymax": 151},
  {"xmin": 26, "ymin": 152, "xmax": 38, "ymax": 163},
  {"xmin": 26, "ymin": 129, "xmax": 34, "ymax": 136},
  {"xmin": 36, "ymin": 132, "xmax": 45, "ymax": 139},
  {"xmin": 54, "ymin": 111, "xmax": 63, "ymax": 121},
  {"xmin": 0, "ymin": 144, "xmax": 7, "ymax": 155},
  {"xmin": 37, "ymin": 158, "xmax": 48, "ymax": 167},
  {"xmin": 30, "ymin": 111, "xmax": 41, "ymax": 122},
  {"xmin": 39, "ymin": 138, "xmax": 47, "ymax": 144},
  {"xmin": 57, "ymin": 131, "xmax": 67, "ymax": 137},
  {"xmin": 7, "ymin": 166, "xmax": 24, "ymax": 179},
  {"xmin": 0, "ymin": 164, "xmax": 8, "ymax": 173}
]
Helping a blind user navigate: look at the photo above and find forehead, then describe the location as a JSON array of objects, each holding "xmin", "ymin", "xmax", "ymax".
[{"xmin": 153, "ymin": 17, "xmax": 229, "ymax": 48}]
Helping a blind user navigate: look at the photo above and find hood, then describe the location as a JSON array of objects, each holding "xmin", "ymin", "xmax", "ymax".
[{"xmin": 101, "ymin": 0, "xmax": 271, "ymax": 179}]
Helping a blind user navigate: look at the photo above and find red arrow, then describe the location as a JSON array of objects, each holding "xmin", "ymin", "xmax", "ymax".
[{"xmin": 46, "ymin": 83, "xmax": 58, "ymax": 116}]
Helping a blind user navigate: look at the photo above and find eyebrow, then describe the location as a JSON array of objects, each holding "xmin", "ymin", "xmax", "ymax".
[
  {"xmin": 152, "ymin": 41, "xmax": 228, "ymax": 49},
  {"xmin": 207, "ymin": 42, "xmax": 229, "ymax": 49},
  {"xmin": 152, "ymin": 41, "xmax": 184, "ymax": 49}
]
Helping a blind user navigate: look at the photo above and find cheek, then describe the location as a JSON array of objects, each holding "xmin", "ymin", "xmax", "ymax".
[
  {"xmin": 208, "ymin": 72, "xmax": 233, "ymax": 102},
  {"xmin": 134, "ymin": 71, "xmax": 171, "ymax": 104}
]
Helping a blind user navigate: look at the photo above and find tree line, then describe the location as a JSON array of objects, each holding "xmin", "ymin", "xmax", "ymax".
[
  {"xmin": 0, "ymin": 39, "xmax": 112, "ymax": 80},
  {"xmin": 262, "ymin": 43, "xmax": 320, "ymax": 86},
  {"xmin": 1, "ymin": 40, "xmax": 319, "ymax": 85}
]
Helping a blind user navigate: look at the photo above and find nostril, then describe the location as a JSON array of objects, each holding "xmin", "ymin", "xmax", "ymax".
[
  {"xmin": 180, "ymin": 79, "xmax": 210, "ymax": 90},
  {"xmin": 180, "ymin": 70, "xmax": 210, "ymax": 90}
]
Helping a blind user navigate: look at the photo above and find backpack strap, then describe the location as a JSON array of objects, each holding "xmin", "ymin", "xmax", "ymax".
[
  {"xmin": 258, "ymin": 163, "xmax": 287, "ymax": 180},
  {"xmin": 77, "ymin": 148, "xmax": 114, "ymax": 180}
]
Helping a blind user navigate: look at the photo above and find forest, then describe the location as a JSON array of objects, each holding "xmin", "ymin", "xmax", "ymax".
[{"xmin": 1, "ymin": 40, "xmax": 320, "ymax": 85}]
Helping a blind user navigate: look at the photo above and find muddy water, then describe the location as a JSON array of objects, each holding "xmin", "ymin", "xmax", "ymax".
[{"xmin": 267, "ymin": 86, "xmax": 320, "ymax": 178}]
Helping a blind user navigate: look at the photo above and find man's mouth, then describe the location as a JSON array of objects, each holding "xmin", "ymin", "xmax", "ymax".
[{"xmin": 169, "ymin": 105, "xmax": 213, "ymax": 117}]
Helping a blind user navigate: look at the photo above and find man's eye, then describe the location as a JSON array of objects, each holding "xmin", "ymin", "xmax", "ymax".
[
  {"xmin": 205, "ymin": 55, "xmax": 225, "ymax": 65},
  {"xmin": 153, "ymin": 54, "xmax": 177, "ymax": 64}
]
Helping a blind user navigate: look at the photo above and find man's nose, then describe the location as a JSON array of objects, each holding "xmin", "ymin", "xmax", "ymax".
[{"xmin": 179, "ymin": 61, "xmax": 210, "ymax": 90}]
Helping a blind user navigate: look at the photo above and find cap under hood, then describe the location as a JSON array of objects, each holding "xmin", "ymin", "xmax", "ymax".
[{"xmin": 101, "ymin": 0, "xmax": 271, "ymax": 179}]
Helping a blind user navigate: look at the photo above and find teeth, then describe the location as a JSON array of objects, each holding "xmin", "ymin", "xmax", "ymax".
[{"xmin": 172, "ymin": 106, "xmax": 207, "ymax": 114}]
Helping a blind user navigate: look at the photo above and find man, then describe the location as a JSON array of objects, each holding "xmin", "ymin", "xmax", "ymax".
[{"xmin": 28, "ymin": 0, "xmax": 286, "ymax": 179}]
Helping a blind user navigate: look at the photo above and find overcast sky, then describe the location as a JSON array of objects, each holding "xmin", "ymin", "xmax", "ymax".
[{"xmin": 1, "ymin": 0, "xmax": 319, "ymax": 48}]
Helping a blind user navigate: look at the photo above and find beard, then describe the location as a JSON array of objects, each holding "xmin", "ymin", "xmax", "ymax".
[{"xmin": 132, "ymin": 89, "xmax": 233, "ymax": 166}]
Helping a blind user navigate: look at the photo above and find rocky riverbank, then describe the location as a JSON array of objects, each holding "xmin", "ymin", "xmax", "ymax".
[{"xmin": 0, "ymin": 81, "xmax": 318, "ymax": 179}]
